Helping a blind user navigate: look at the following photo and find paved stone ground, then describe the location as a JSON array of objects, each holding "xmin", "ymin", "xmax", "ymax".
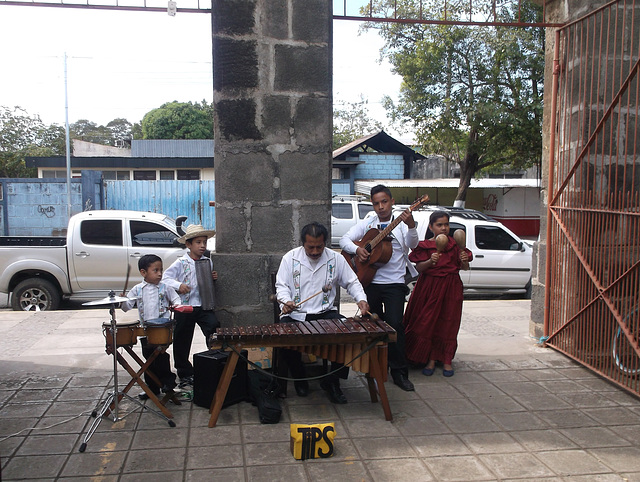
[{"xmin": 1, "ymin": 301, "xmax": 640, "ymax": 481}]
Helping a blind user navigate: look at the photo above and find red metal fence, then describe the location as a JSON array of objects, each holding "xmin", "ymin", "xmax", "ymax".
[{"xmin": 546, "ymin": 0, "xmax": 640, "ymax": 394}]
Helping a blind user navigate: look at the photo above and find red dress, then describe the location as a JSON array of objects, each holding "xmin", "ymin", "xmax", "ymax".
[{"xmin": 403, "ymin": 236, "xmax": 473, "ymax": 365}]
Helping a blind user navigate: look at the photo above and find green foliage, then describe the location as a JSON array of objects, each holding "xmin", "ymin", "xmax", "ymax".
[
  {"xmin": 0, "ymin": 106, "xmax": 66, "ymax": 178},
  {"xmin": 364, "ymin": 0, "xmax": 544, "ymax": 200},
  {"xmin": 333, "ymin": 97, "xmax": 384, "ymax": 150},
  {"xmin": 141, "ymin": 101, "xmax": 213, "ymax": 139}
]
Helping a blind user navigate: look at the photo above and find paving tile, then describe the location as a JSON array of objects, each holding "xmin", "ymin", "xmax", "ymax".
[
  {"xmin": 386, "ymin": 399, "xmax": 434, "ymax": 418},
  {"xmin": 120, "ymin": 471, "xmax": 184, "ymax": 482},
  {"xmin": 352, "ymin": 436, "xmax": 416, "ymax": 459},
  {"xmin": 306, "ymin": 460, "xmax": 372, "ymax": 481},
  {"xmin": 343, "ymin": 417, "xmax": 400, "ymax": 438},
  {"xmin": 609, "ymin": 424, "xmax": 640, "ymax": 445},
  {"xmin": 123, "ymin": 447, "xmax": 187, "ymax": 473},
  {"xmin": 392, "ymin": 416, "xmax": 451, "ymax": 437},
  {"xmin": 554, "ymin": 391, "xmax": 619, "ymax": 409},
  {"xmin": 454, "ymin": 382, "xmax": 506, "ymax": 398},
  {"xmin": 189, "ymin": 425, "xmax": 242, "ymax": 446},
  {"xmin": 287, "ymin": 401, "xmax": 338, "ymax": 422},
  {"xmin": 246, "ymin": 463, "xmax": 307, "ymax": 481},
  {"xmin": 509, "ymin": 429, "xmax": 578, "ymax": 451},
  {"xmin": 422, "ymin": 454, "xmax": 496, "ymax": 481},
  {"xmin": 466, "ymin": 360, "xmax": 511, "ymax": 371},
  {"xmin": 191, "ymin": 403, "xmax": 239, "ymax": 426},
  {"xmin": 415, "ymin": 382, "xmax": 463, "ymax": 400},
  {"xmin": 73, "ymin": 430, "xmax": 134, "ymax": 453},
  {"xmin": 366, "ymin": 458, "xmax": 434, "ymax": 481},
  {"xmin": 10, "ymin": 388, "xmax": 64, "ymax": 404},
  {"xmin": 584, "ymin": 407, "xmax": 640, "ymax": 426},
  {"xmin": 0, "ymin": 402, "xmax": 51, "ymax": 418},
  {"xmin": 61, "ymin": 450, "xmax": 128, "ymax": 477},
  {"xmin": 502, "ymin": 358, "xmax": 553, "ymax": 370},
  {"xmin": 487, "ymin": 411, "xmax": 549, "ymax": 431},
  {"xmin": 478, "ymin": 369, "xmax": 530, "ymax": 383},
  {"xmin": 469, "ymin": 394, "xmax": 527, "ymax": 413},
  {"xmin": 0, "ymin": 417, "xmax": 38, "ymax": 437},
  {"xmin": 57, "ymin": 386, "xmax": 109, "ymax": 402},
  {"xmin": 244, "ymin": 441, "xmax": 299, "ymax": 466},
  {"xmin": 602, "ymin": 389, "xmax": 640, "ymax": 406},
  {"xmin": 131, "ymin": 427, "xmax": 189, "ymax": 449},
  {"xmin": 511, "ymin": 392, "xmax": 573, "ymax": 411},
  {"xmin": 479, "ymin": 452, "xmax": 556, "ymax": 478},
  {"xmin": 67, "ymin": 375, "xmax": 112, "ymax": 388},
  {"xmin": 242, "ymin": 421, "xmax": 298, "ymax": 443},
  {"xmin": 2, "ymin": 454, "xmax": 67, "ymax": 479},
  {"xmin": 23, "ymin": 376, "xmax": 72, "ymax": 389},
  {"xmin": 519, "ymin": 368, "xmax": 569, "ymax": 381},
  {"xmin": 559, "ymin": 426, "xmax": 632, "ymax": 449},
  {"xmin": 495, "ymin": 381, "xmax": 547, "ymax": 396},
  {"xmin": 425, "ymin": 397, "xmax": 480, "ymax": 416},
  {"xmin": 538, "ymin": 409, "xmax": 601, "ymax": 429},
  {"xmin": 408, "ymin": 434, "xmax": 470, "ymax": 457},
  {"xmin": 537, "ymin": 379, "xmax": 594, "ymax": 393},
  {"xmin": 185, "ymin": 467, "xmax": 245, "ymax": 481},
  {"xmin": 440, "ymin": 413, "xmax": 502, "ymax": 433},
  {"xmin": 460, "ymin": 432, "xmax": 525, "ymax": 454},
  {"xmin": 589, "ymin": 447, "xmax": 640, "ymax": 472},
  {"xmin": 14, "ymin": 433, "xmax": 79, "ymax": 455},
  {"xmin": 536, "ymin": 449, "xmax": 613, "ymax": 475},
  {"xmin": 186, "ymin": 444, "xmax": 244, "ymax": 469},
  {"xmin": 0, "ymin": 435, "xmax": 24, "ymax": 459}
]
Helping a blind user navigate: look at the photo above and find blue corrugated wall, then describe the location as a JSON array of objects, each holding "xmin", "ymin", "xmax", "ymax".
[{"xmin": 104, "ymin": 180, "xmax": 216, "ymax": 229}]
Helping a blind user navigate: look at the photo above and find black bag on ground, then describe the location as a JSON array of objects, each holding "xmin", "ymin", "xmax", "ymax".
[{"xmin": 247, "ymin": 370, "xmax": 282, "ymax": 424}]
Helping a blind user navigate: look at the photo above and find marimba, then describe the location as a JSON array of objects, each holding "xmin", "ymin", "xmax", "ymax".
[{"xmin": 206, "ymin": 315, "xmax": 397, "ymax": 427}]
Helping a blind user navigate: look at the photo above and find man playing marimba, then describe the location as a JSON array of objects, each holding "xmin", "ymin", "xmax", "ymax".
[{"xmin": 275, "ymin": 222, "xmax": 370, "ymax": 404}]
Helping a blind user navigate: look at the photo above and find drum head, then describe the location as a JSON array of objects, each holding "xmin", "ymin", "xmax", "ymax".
[
  {"xmin": 102, "ymin": 320, "xmax": 139, "ymax": 328},
  {"xmin": 144, "ymin": 318, "xmax": 173, "ymax": 327}
]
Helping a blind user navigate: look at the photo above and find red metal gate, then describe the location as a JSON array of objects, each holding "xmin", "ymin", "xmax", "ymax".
[{"xmin": 546, "ymin": 0, "xmax": 640, "ymax": 394}]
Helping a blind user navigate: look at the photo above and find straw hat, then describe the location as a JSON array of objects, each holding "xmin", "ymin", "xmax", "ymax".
[{"xmin": 177, "ymin": 224, "xmax": 216, "ymax": 244}]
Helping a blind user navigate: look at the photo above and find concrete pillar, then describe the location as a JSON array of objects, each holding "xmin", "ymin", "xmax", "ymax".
[{"xmin": 210, "ymin": 0, "xmax": 333, "ymax": 326}]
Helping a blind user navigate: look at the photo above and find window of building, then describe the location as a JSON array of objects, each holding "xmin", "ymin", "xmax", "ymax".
[
  {"xmin": 177, "ymin": 169, "xmax": 200, "ymax": 180},
  {"xmin": 133, "ymin": 170, "xmax": 157, "ymax": 181},
  {"xmin": 130, "ymin": 220, "xmax": 179, "ymax": 247},
  {"xmin": 80, "ymin": 220, "xmax": 123, "ymax": 246},
  {"xmin": 41, "ymin": 170, "xmax": 81, "ymax": 179},
  {"xmin": 160, "ymin": 171, "xmax": 175, "ymax": 180}
]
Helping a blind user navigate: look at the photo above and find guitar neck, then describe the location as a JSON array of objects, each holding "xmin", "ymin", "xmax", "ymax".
[{"xmin": 368, "ymin": 217, "xmax": 404, "ymax": 250}]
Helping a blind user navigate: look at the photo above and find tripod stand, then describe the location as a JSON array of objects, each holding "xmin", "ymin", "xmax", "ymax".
[{"xmin": 79, "ymin": 292, "xmax": 175, "ymax": 453}]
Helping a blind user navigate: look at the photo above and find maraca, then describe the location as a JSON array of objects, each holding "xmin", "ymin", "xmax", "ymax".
[
  {"xmin": 435, "ymin": 234, "xmax": 448, "ymax": 252},
  {"xmin": 453, "ymin": 230, "xmax": 466, "ymax": 249}
]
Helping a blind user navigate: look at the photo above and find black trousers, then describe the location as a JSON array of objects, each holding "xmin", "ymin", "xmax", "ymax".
[
  {"xmin": 276, "ymin": 310, "xmax": 348, "ymax": 387},
  {"xmin": 173, "ymin": 307, "xmax": 219, "ymax": 380},
  {"xmin": 141, "ymin": 337, "xmax": 176, "ymax": 394},
  {"xmin": 365, "ymin": 283, "xmax": 409, "ymax": 374}
]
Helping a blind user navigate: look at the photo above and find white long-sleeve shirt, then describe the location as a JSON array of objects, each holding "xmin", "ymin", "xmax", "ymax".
[
  {"xmin": 162, "ymin": 253, "xmax": 214, "ymax": 307},
  {"xmin": 121, "ymin": 281, "xmax": 180, "ymax": 323},
  {"xmin": 275, "ymin": 246, "xmax": 367, "ymax": 321},
  {"xmin": 340, "ymin": 214, "xmax": 419, "ymax": 284}
]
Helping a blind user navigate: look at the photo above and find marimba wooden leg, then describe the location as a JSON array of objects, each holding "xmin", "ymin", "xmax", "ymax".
[
  {"xmin": 367, "ymin": 346, "xmax": 393, "ymax": 421},
  {"xmin": 208, "ymin": 349, "xmax": 239, "ymax": 428}
]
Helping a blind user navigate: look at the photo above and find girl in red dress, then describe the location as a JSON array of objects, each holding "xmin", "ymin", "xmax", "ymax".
[{"xmin": 403, "ymin": 211, "xmax": 472, "ymax": 377}]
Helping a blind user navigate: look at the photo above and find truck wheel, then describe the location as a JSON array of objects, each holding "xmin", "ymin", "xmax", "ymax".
[{"xmin": 11, "ymin": 279, "xmax": 61, "ymax": 312}]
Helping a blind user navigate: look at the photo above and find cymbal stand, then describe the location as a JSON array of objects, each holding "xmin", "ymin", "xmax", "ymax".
[{"xmin": 79, "ymin": 293, "xmax": 174, "ymax": 452}]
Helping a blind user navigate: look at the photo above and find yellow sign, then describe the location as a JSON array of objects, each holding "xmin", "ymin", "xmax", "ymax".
[{"xmin": 290, "ymin": 423, "xmax": 335, "ymax": 460}]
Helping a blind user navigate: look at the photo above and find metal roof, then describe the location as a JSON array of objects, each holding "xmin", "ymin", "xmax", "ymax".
[
  {"xmin": 131, "ymin": 140, "xmax": 214, "ymax": 158},
  {"xmin": 333, "ymin": 130, "xmax": 425, "ymax": 160}
]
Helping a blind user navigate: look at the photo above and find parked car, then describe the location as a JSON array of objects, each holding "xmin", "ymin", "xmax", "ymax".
[
  {"xmin": 330, "ymin": 195, "xmax": 374, "ymax": 246},
  {"xmin": 0, "ymin": 210, "xmax": 194, "ymax": 311},
  {"xmin": 396, "ymin": 205, "xmax": 533, "ymax": 298}
]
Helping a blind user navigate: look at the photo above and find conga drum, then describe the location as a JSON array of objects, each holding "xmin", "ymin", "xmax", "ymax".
[
  {"xmin": 102, "ymin": 320, "xmax": 140, "ymax": 347},
  {"xmin": 144, "ymin": 318, "xmax": 175, "ymax": 345}
]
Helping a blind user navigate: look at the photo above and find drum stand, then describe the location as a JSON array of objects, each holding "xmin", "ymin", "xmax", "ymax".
[{"xmin": 79, "ymin": 299, "xmax": 176, "ymax": 453}]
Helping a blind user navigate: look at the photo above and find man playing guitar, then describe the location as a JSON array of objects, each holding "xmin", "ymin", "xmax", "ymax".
[{"xmin": 340, "ymin": 185, "xmax": 420, "ymax": 391}]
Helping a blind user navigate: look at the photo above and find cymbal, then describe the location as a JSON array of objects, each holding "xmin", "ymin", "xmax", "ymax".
[{"xmin": 83, "ymin": 295, "xmax": 130, "ymax": 306}]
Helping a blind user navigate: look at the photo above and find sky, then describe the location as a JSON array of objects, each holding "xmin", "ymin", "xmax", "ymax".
[{"xmin": 0, "ymin": 4, "xmax": 409, "ymax": 139}]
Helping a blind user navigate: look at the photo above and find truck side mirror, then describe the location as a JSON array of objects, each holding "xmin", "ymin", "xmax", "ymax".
[{"xmin": 176, "ymin": 216, "xmax": 188, "ymax": 236}]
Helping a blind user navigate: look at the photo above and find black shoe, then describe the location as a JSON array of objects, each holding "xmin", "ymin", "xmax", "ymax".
[
  {"xmin": 320, "ymin": 380, "xmax": 347, "ymax": 404},
  {"xmin": 391, "ymin": 372, "xmax": 415, "ymax": 391},
  {"xmin": 294, "ymin": 380, "xmax": 309, "ymax": 397},
  {"xmin": 161, "ymin": 383, "xmax": 177, "ymax": 394},
  {"xmin": 138, "ymin": 391, "xmax": 160, "ymax": 401}
]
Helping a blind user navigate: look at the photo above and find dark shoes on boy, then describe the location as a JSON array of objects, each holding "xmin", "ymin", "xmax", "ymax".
[
  {"xmin": 294, "ymin": 380, "xmax": 309, "ymax": 397},
  {"xmin": 391, "ymin": 371, "xmax": 415, "ymax": 391},
  {"xmin": 320, "ymin": 379, "xmax": 347, "ymax": 404}
]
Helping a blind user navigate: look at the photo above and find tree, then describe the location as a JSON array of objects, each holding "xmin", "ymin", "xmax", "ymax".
[
  {"xmin": 106, "ymin": 118, "xmax": 132, "ymax": 144},
  {"xmin": 365, "ymin": 0, "xmax": 544, "ymax": 204},
  {"xmin": 333, "ymin": 97, "xmax": 384, "ymax": 150},
  {"xmin": 0, "ymin": 106, "xmax": 66, "ymax": 178},
  {"xmin": 70, "ymin": 119, "xmax": 113, "ymax": 145},
  {"xmin": 141, "ymin": 101, "xmax": 213, "ymax": 139}
]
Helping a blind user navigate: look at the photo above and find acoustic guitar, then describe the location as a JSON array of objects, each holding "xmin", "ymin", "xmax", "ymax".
[{"xmin": 342, "ymin": 194, "xmax": 430, "ymax": 287}]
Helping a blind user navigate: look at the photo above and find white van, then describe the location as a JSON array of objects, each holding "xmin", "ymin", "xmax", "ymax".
[
  {"xmin": 330, "ymin": 195, "xmax": 374, "ymax": 246},
  {"xmin": 396, "ymin": 205, "xmax": 533, "ymax": 297}
]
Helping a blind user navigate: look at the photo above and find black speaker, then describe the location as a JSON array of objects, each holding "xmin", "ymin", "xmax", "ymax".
[{"xmin": 193, "ymin": 349, "xmax": 248, "ymax": 409}]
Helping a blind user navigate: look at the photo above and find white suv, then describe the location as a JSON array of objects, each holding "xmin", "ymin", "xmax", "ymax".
[
  {"xmin": 396, "ymin": 205, "xmax": 533, "ymax": 297},
  {"xmin": 330, "ymin": 195, "xmax": 374, "ymax": 246}
]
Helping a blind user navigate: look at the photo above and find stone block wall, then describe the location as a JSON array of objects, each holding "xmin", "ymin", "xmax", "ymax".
[
  {"xmin": 211, "ymin": 0, "xmax": 333, "ymax": 326},
  {"xmin": 353, "ymin": 153, "xmax": 404, "ymax": 179}
]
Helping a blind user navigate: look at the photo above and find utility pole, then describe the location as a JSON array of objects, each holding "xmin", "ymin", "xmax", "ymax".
[{"xmin": 64, "ymin": 52, "xmax": 72, "ymax": 218}]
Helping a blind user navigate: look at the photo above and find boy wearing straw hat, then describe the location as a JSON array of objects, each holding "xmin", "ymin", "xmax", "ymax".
[{"xmin": 162, "ymin": 224, "xmax": 219, "ymax": 389}]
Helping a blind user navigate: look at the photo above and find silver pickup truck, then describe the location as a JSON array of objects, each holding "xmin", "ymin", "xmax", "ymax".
[{"xmin": 0, "ymin": 210, "xmax": 191, "ymax": 311}]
